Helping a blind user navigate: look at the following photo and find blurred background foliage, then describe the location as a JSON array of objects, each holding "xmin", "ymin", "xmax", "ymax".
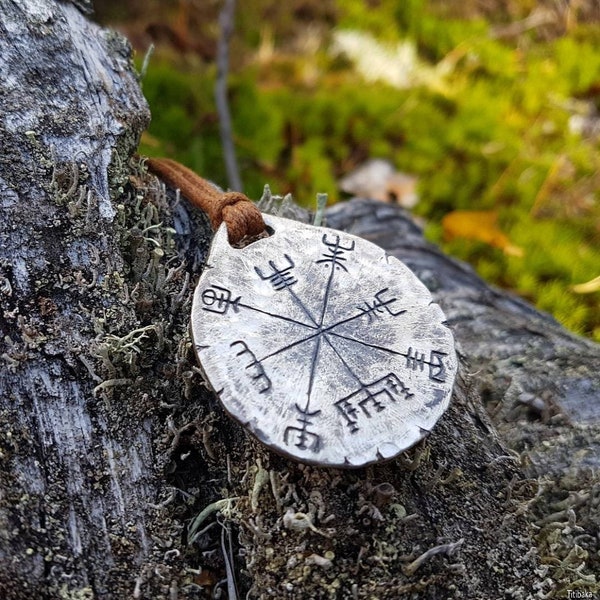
[{"xmin": 95, "ymin": 0, "xmax": 600, "ymax": 341}]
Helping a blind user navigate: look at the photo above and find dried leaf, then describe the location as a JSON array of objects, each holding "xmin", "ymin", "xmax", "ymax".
[
  {"xmin": 338, "ymin": 159, "xmax": 419, "ymax": 207},
  {"xmin": 442, "ymin": 210, "xmax": 524, "ymax": 257}
]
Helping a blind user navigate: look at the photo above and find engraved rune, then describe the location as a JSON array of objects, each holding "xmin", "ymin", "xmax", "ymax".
[
  {"xmin": 231, "ymin": 340, "xmax": 272, "ymax": 393},
  {"xmin": 255, "ymin": 254, "xmax": 297, "ymax": 290},
  {"xmin": 385, "ymin": 375, "xmax": 413, "ymax": 402},
  {"xmin": 357, "ymin": 288, "xmax": 405, "ymax": 323},
  {"xmin": 335, "ymin": 373, "xmax": 413, "ymax": 434},
  {"xmin": 316, "ymin": 234, "xmax": 355, "ymax": 272},
  {"xmin": 284, "ymin": 404, "xmax": 322, "ymax": 451},
  {"xmin": 201, "ymin": 285, "xmax": 241, "ymax": 315},
  {"xmin": 405, "ymin": 348, "xmax": 448, "ymax": 382}
]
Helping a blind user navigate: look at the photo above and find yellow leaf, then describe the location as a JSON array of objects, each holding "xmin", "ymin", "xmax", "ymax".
[
  {"xmin": 442, "ymin": 210, "xmax": 524, "ymax": 257},
  {"xmin": 572, "ymin": 275, "xmax": 600, "ymax": 294}
]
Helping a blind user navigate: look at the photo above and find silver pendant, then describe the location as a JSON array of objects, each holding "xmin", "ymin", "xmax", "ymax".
[{"xmin": 191, "ymin": 215, "xmax": 457, "ymax": 468}]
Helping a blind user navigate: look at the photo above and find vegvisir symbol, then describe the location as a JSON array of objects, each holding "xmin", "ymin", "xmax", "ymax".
[
  {"xmin": 193, "ymin": 214, "xmax": 457, "ymax": 467},
  {"xmin": 217, "ymin": 246, "xmax": 422, "ymax": 451}
]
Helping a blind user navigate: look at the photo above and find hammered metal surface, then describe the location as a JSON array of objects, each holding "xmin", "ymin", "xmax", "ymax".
[{"xmin": 191, "ymin": 214, "xmax": 457, "ymax": 467}]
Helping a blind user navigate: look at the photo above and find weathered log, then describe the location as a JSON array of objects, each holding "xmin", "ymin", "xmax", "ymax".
[{"xmin": 1, "ymin": 2, "xmax": 598, "ymax": 598}]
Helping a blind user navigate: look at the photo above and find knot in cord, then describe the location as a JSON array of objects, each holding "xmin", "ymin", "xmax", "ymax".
[
  {"xmin": 219, "ymin": 192, "xmax": 266, "ymax": 244},
  {"xmin": 146, "ymin": 157, "xmax": 266, "ymax": 245}
]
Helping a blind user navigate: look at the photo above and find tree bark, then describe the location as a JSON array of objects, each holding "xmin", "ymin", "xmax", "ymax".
[{"xmin": 1, "ymin": 2, "xmax": 598, "ymax": 599}]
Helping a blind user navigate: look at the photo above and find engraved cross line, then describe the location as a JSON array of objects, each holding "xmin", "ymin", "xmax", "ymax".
[
  {"xmin": 256, "ymin": 300, "xmax": 406, "ymax": 446},
  {"xmin": 324, "ymin": 334, "xmax": 367, "ymax": 389},
  {"xmin": 237, "ymin": 301, "xmax": 317, "ymax": 330},
  {"xmin": 265, "ymin": 304, "xmax": 412, "ymax": 449},
  {"xmin": 321, "ymin": 334, "xmax": 390, "ymax": 412},
  {"xmin": 328, "ymin": 332, "xmax": 448, "ymax": 383},
  {"xmin": 255, "ymin": 302, "xmax": 405, "ymax": 363},
  {"xmin": 251, "ymin": 234, "xmax": 368, "ymax": 364},
  {"xmin": 200, "ymin": 283, "xmax": 317, "ymax": 330},
  {"xmin": 278, "ymin": 284, "xmax": 319, "ymax": 328}
]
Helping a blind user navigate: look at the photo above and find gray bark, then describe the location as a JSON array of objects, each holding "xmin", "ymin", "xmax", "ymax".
[
  {"xmin": 0, "ymin": 1, "xmax": 155, "ymax": 597},
  {"xmin": 1, "ymin": 2, "xmax": 598, "ymax": 599}
]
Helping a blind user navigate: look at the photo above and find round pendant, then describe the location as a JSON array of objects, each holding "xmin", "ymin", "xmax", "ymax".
[{"xmin": 191, "ymin": 214, "xmax": 457, "ymax": 468}]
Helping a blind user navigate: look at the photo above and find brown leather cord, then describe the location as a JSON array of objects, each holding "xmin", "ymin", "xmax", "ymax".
[{"xmin": 146, "ymin": 157, "xmax": 266, "ymax": 245}]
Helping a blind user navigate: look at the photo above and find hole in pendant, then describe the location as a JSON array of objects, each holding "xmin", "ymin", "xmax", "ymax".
[{"xmin": 231, "ymin": 224, "xmax": 275, "ymax": 249}]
